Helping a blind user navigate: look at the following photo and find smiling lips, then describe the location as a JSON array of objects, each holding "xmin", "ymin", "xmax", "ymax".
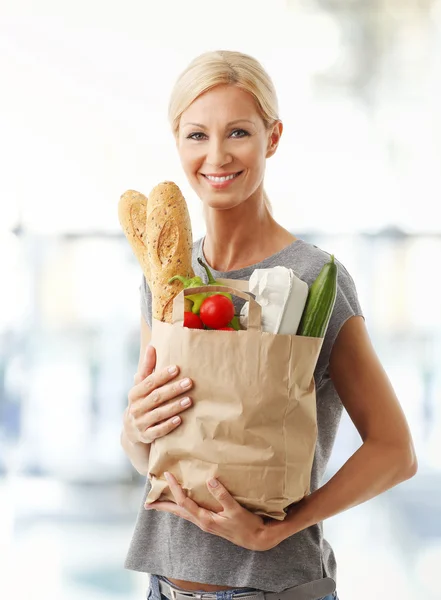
[{"xmin": 202, "ymin": 171, "xmax": 243, "ymax": 188}]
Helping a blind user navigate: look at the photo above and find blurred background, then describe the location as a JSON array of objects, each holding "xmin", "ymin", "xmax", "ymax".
[{"xmin": 1, "ymin": 0, "xmax": 440, "ymax": 598}]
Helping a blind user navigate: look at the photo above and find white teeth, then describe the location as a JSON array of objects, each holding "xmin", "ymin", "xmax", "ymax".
[{"xmin": 205, "ymin": 173, "xmax": 239, "ymax": 182}]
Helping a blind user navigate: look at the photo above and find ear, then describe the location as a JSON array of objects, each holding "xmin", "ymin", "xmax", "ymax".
[{"xmin": 266, "ymin": 121, "xmax": 283, "ymax": 158}]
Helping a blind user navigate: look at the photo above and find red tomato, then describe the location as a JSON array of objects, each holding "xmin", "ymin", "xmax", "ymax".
[
  {"xmin": 183, "ymin": 312, "xmax": 204, "ymax": 329},
  {"xmin": 199, "ymin": 295, "xmax": 235, "ymax": 329}
]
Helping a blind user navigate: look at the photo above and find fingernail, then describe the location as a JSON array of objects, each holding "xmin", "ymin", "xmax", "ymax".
[
  {"xmin": 209, "ymin": 478, "xmax": 219, "ymax": 488},
  {"xmin": 164, "ymin": 472, "xmax": 172, "ymax": 482},
  {"xmin": 180, "ymin": 397, "xmax": 191, "ymax": 407},
  {"xmin": 168, "ymin": 365, "xmax": 178, "ymax": 374},
  {"xmin": 180, "ymin": 378, "xmax": 191, "ymax": 389}
]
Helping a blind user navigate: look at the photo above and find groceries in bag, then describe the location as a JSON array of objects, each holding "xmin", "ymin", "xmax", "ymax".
[
  {"xmin": 118, "ymin": 180, "xmax": 338, "ymax": 519},
  {"xmin": 118, "ymin": 181, "xmax": 338, "ymax": 337},
  {"xmin": 297, "ymin": 254, "xmax": 337, "ymax": 337},
  {"xmin": 169, "ymin": 260, "xmax": 236, "ymax": 330},
  {"xmin": 239, "ymin": 266, "xmax": 308, "ymax": 334},
  {"xmin": 118, "ymin": 182, "xmax": 195, "ymax": 322},
  {"xmin": 239, "ymin": 256, "xmax": 337, "ymax": 337}
]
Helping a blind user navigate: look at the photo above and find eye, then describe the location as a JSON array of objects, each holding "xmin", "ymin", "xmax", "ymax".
[
  {"xmin": 187, "ymin": 132, "xmax": 207, "ymax": 141},
  {"xmin": 230, "ymin": 129, "xmax": 250, "ymax": 138}
]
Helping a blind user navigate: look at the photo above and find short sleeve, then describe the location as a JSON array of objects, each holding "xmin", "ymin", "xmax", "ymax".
[
  {"xmin": 315, "ymin": 260, "xmax": 364, "ymax": 386},
  {"xmin": 139, "ymin": 275, "xmax": 153, "ymax": 328}
]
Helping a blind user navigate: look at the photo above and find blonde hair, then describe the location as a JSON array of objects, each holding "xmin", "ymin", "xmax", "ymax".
[{"xmin": 168, "ymin": 50, "xmax": 280, "ymax": 213}]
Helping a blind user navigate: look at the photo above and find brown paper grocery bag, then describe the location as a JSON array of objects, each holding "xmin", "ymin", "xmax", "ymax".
[{"xmin": 146, "ymin": 283, "xmax": 323, "ymax": 520}]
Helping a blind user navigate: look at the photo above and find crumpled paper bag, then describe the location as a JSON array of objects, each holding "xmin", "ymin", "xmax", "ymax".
[{"xmin": 146, "ymin": 282, "xmax": 323, "ymax": 520}]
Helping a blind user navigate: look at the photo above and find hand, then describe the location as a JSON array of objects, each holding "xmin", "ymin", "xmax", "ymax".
[
  {"xmin": 145, "ymin": 472, "xmax": 282, "ymax": 551},
  {"xmin": 123, "ymin": 345, "xmax": 194, "ymax": 445}
]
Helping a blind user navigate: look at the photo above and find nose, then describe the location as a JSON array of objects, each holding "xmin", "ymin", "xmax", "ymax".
[{"xmin": 206, "ymin": 137, "xmax": 232, "ymax": 168}]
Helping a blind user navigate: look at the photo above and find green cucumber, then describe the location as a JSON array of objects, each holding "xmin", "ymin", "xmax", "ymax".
[{"xmin": 297, "ymin": 254, "xmax": 338, "ymax": 338}]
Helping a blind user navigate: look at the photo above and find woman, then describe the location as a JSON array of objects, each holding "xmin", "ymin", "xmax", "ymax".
[{"xmin": 121, "ymin": 50, "xmax": 417, "ymax": 600}]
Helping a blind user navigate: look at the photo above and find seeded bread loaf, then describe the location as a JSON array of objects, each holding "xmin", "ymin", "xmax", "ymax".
[
  {"xmin": 118, "ymin": 184, "xmax": 194, "ymax": 323},
  {"xmin": 146, "ymin": 181, "xmax": 195, "ymax": 322},
  {"xmin": 118, "ymin": 189, "xmax": 150, "ymax": 282}
]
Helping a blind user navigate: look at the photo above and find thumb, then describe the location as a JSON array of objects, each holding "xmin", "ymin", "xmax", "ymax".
[
  {"xmin": 206, "ymin": 479, "xmax": 239, "ymax": 513},
  {"xmin": 134, "ymin": 344, "xmax": 156, "ymax": 385}
]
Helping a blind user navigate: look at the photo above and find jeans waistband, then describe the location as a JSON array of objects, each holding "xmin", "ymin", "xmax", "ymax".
[{"xmin": 150, "ymin": 574, "xmax": 337, "ymax": 600}]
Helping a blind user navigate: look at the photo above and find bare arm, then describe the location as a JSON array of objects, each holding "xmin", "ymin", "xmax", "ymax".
[
  {"xmin": 271, "ymin": 315, "xmax": 418, "ymax": 542},
  {"xmin": 120, "ymin": 315, "xmax": 194, "ymax": 476},
  {"xmin": 137, "ymin": 315, "xmax": 152, "ymax": 370},
  {"xmin": 120, "ymin": 316, "xmax": 153, "ymax": 475}
]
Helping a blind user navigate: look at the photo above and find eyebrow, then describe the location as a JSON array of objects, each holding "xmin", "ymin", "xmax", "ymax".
[{"xmin": 182, "ymin": 119, "xmax": 256, "ymax": 129}]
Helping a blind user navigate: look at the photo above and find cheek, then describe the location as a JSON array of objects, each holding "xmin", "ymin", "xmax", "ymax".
[
  {"xmin": 178, "ymin": 146, "xmax": 203, "ymax": 177},
  {"xmin": 239, "ymin": 139, "xmax": 267, "ymax": 167},
  {"xmin": 242, "ymin": 145, "xmax": 266, "ymax": 178}
]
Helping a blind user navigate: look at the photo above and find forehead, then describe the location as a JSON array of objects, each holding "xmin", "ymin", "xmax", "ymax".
[{"xmin": 181, "ymin": 85, "xmax": 262, "ymax": 125}]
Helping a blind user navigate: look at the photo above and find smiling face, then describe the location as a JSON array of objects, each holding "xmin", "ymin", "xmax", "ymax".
[{"xmin": 176, "ymin": 84, "xmax": 282, "ymax": 211}]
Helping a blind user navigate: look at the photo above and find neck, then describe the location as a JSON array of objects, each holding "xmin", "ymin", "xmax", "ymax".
[{"xmin": 202, "ymin": 192, "xmax": 295, "ymax": 272}]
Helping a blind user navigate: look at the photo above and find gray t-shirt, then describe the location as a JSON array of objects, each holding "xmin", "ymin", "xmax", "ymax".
[{"xmin": 124, "ymin": 236, "xmax": 364, "ymax": 592}]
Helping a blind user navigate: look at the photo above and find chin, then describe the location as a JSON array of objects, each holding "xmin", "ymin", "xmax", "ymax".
[{"xmin": 202, "ymin": 194, "xmax": 246, "ymax": 211}]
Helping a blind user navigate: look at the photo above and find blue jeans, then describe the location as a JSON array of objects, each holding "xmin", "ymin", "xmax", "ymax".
[{"xmin": 147, "ymin": 575, "xmax": 338, "ymax": 600}]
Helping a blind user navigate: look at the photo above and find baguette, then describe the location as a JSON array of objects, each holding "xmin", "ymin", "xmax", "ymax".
[
  {"xmin": 118, "ymin": 189, "xmax": 150, "ymax": 282},
  {"xmin": 146, "ymin": 181, "xmax": 195, "ymax": 322}
]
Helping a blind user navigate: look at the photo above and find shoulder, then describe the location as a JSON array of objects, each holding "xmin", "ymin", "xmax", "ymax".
[
  {"xmin": 281, "ymin": 239, "xmax": 358, "ymax": 294},
  {"xmin": 300, "ymin": 242, "xmax": 363, "ymax": 334},
  {"xmin": 290, "ymin": 240, "xmax": 364, "ymax": 381}
]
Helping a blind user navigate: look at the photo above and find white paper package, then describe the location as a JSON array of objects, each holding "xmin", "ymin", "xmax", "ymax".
[{"xmin": 239, "ymin": 266, "xmax": 309, "ymax": 334}]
